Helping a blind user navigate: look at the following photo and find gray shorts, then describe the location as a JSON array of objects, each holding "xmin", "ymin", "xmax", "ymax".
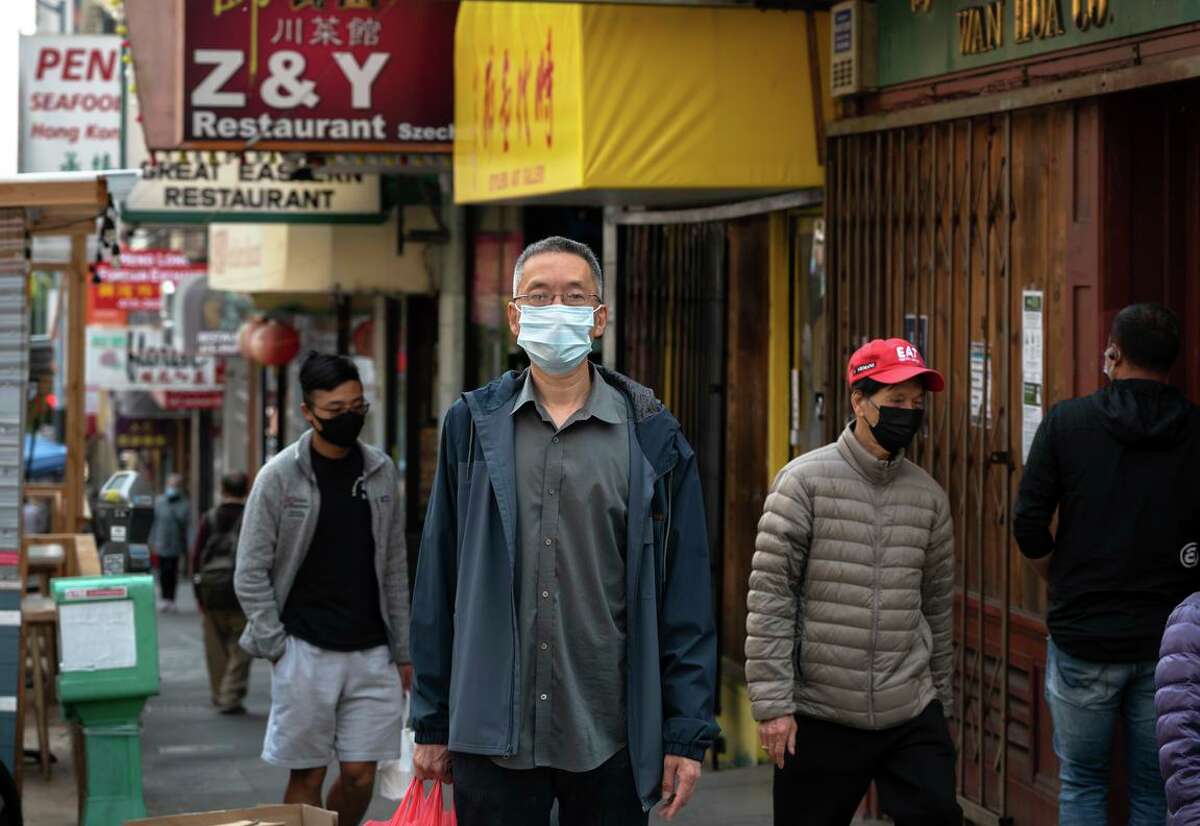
[{"xmin": 263, "ymin": 636, "xmax": 403, "ymax": 768}]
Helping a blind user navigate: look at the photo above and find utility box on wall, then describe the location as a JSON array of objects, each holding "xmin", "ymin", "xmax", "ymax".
[{"xmin": 830, "ymin": 0, "xmax": 878, "ymax": 98}]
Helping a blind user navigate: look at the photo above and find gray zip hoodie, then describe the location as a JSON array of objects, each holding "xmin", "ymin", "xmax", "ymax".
[{"xmin": 234, "ymin": 430, "xmax": 410, "ymax": 664}]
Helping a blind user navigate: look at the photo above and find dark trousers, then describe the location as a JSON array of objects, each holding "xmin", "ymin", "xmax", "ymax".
[
  {"xmin": 159, "ymin": 556, "xmax": 179, "ymax": 601},
  {"xmin": 774, "ymin": 701, "xmax": 962, "ymax": 826},
  {"xmin": 452, "ymin": 748, "xmax": 647, "ymax": 826}
]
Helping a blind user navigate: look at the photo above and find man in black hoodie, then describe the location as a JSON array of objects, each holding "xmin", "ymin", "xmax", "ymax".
[{"xmin": 1015, "ymin": 302, "xmax": 1200, "ymax": 826}]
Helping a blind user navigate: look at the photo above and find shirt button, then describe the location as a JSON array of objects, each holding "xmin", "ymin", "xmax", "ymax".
[
  {"xmin": 540, "ymin": 693, "xmax": 548, "ymax": 701},
  {"xmin": 547, "ymin": 489, "xmax": 555, "ymax": 496},
  {"xmin": 552, "ymin": 437, "xmax": 560, "ymax": 444},
  {"xmin": 541, "ymin": 590, "xmax": 550, "ymax": 599},
  {"xmin": 540, "ymin": 642, "xmax": 548, "ymax": 651},
  {"xmin": 544, "ymin": 538, "xmax": 552, "ymax": 546}
]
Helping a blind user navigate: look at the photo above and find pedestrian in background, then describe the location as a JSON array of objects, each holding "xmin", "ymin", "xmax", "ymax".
[
  {"xmin": 150, "ymin": 472, "xmax": 190, "ymax": 613},
  {"xmin": 235, "ymin": 352, "xmax": 410, "ymax": 826},
  {"xmin": 1015, "ymin": 303, "xmax": 1200, "ymax": 826},
  {"xmin": 410, "ymin": 236, "xmax": 719, "ymax": 825},
  {"xmin": 746, "ymin": 338, "xmax": 960, "ymax": 826},
  {"xmin": 193, "ymin": 471, "xmax": 252, "ymax": 715}
]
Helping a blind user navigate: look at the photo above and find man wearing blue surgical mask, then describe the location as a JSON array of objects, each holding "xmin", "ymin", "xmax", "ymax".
[{"xmin": 411, "ymin": 236, "xmax": 719, "ymax": 825}]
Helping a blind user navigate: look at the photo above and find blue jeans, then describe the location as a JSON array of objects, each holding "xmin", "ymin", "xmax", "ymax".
[{"xmin": 1045, "ymin": 639, "xmax": 1166, "ymax": 826}]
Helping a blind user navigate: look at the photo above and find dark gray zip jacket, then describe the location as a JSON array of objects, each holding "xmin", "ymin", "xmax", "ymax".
[
  {"xmin": 409, "ymin": 368, "xmax": 719, "ymax": 810},
  {"xmin": 234, "ymin": 430, "xmax": 410, "ymax": 664}
]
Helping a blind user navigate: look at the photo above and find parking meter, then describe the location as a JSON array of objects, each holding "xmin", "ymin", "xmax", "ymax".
[
  {"xmin": 94, "ymin": 471, "xmax": 155, "ymax": 574},
  {"xmin": 53, "ymin": 575, "xmax": 159, "ymax": 826}
]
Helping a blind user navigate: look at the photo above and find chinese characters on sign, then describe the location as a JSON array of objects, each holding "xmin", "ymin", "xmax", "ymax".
[
  {"xmin": 476, "ymin": 29, "xmax": 556, "ymax": 193},
  {"xmin": 184, "ymin": 0, "xmax": 456, "ymax": 149},
  {"xmin": 86, "ymin": 326, "xmax": 220, "ymax": 392}
]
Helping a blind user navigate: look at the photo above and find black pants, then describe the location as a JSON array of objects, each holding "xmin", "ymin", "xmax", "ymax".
[
  {"xmin": 775, "ymin": 701, "xmax": 962, "ymax": 826},
  {"xmin": 452, "ymin": 748, "xmax": 647, "ymax": 826},
  {"xmin": 159, "ymin": 556, "xmax": 179, "ymax": 601}
]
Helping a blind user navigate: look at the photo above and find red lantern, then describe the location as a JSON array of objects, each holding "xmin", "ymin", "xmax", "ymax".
[
  {"xmin": 352, "ymin": 320, "xmax": 374, "ymax": 358},
  {"xmin": 236, "ymin": 317, "xmax": 266, "ymax": 360},
  {"xmin": 249, "ymin": 319, "xmax": 301, "ymax": 366}
]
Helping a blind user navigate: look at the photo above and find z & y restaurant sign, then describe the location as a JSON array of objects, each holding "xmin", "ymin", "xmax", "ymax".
[
  {"xmin": 879, "ymin": 0, "xmax": 1200, "ymax": 86},
  {"xmin": 126, "ymin": 0, "xmax": 457, "ymax": 153}
]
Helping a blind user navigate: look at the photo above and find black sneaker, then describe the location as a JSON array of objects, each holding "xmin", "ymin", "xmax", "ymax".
[{"xmin": 218, "ymin": 705, "xmax": 247, "ymax": 716}]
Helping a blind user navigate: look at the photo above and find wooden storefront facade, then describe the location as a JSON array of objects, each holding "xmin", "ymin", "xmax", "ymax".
[{"xmin": 828, "ymin": 4, "xmax": 1200, "ymax": 823}]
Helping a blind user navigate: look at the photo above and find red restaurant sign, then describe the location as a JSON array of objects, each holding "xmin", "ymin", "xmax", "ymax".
[{"xmin": 183, "ymin": 0, "xmax": 456, "ymax": 152}]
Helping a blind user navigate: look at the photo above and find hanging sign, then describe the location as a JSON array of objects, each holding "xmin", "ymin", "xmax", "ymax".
[
  {"xmin": 181, "ymin": 0, "xmax": 456, "ymax": 151},
  {"xmin": 19, "ymin": 35, "xmax": 122, "ymax": 172},
  {"xmin": 123, "ymin": 155, "xmax": 383, "ymax": 222},
  {"xmin": 86, "ymin": 325, "xmax": 220, "ymax": 391}
]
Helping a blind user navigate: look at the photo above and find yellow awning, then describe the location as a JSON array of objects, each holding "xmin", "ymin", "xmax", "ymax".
[{"xmin": 454, "ymin": 2, "xmax": 830, "ymax": 205}]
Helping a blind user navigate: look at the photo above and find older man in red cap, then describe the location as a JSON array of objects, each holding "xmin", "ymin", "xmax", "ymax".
[{"xmin": 744, "ymin": 338, "xmax": 961, "ymax": 826}]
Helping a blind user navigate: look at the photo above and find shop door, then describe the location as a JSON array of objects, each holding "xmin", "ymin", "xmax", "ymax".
[
  {"xmin": 1101, "ymin": 82, "xmax": 1200, "ymax": 402},
  {"xmin": 828, "ymin": 105, "xmax": 1089, "ymax": 824}
]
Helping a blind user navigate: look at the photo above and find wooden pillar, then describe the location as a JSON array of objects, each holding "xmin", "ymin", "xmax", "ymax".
[{"xmin": 64, "ymin": 235, "xmax": 87, "ymax": 532}]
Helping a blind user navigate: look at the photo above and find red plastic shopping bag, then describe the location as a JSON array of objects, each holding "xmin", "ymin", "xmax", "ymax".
[{"xmin": 365, "ymin": 777, "xmax": 455, "ymax": 826}]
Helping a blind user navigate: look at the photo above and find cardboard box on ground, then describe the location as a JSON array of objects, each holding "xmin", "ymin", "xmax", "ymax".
[{"xmin": 126, "ymin": 803, "xmax": 337, "ymax": 826}]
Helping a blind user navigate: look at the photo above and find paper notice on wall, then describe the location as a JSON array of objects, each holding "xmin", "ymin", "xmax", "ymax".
[
  {"xmin": 59, "ymin": 600, "xmax": 137, "ymax": 672},
  {"xmin": 1023, "ymin": 382, "xmax": 1044, "ymax": 463},
  {"xmin": 969, "ymin": 341, "xmax": 992, "ymax": 427},
  {"xmin": 1022, "ymin": 290, "xmax": 1045, "ymax": 385},
  {"xmin": 1022, "ymin": 290, "xmax": 1045, "ymax": 462}
]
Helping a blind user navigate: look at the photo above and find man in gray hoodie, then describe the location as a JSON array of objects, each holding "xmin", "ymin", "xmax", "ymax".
[{"xmin": 235, "ymin": 352, "xmax": 411, "ymax": 826}]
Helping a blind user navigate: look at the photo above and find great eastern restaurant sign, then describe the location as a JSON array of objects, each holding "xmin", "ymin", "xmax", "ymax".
[
  {"xmin": 184, "ymin": 0, "xmax": 456, "ymax": 151},
  {"xmin": 879, "ymin": 1, "xmax": 1200, "ymax": 87}
]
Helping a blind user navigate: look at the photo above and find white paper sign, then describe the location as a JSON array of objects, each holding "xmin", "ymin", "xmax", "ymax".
[
  {"xmin": 1022, "ymin": 291, "xmax": 1046, "ymax": 462},
  {"xmin": 969, "ymin": 341, "xmax": 992, "ymax": 427},
  {"xmin": 59, "ymin": 600, "xmax": 137, "ymax": 672},
  {"xmin": 19, "ymin": 35, "xmax": 122, "ymax": 173},
  {"xmin": 1023, "ymin": 290, "xmax": 1045, "ymax": 385}
]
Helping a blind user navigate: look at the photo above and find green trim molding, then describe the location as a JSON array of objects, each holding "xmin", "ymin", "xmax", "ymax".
[{"xmin": 879, "ymin": 0, "xmax": 1200, "ymax": 87}]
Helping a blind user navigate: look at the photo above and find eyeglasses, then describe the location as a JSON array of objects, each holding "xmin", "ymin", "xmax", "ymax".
[
  {"xmin": 314, "ymin": 401, "xmax": 370, "ymax": 417},
  {"xmin": 513, "ymin": 291, "xmax": 601, "ymax": 308}
]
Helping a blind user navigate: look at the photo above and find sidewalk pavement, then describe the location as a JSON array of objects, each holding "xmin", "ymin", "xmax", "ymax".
[{"xmin": 21, "ymin": 585, "xmax": 875, "ymax": 825}]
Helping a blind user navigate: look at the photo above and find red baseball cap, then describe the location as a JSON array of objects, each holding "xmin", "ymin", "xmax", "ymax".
[{"xmin": 847, "ymin": 338, "xmax": 945, "ymax": 392}]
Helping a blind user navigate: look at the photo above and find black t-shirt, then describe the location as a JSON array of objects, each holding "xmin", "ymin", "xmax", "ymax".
[{"xmin": 281, "ymin": 446, "xmax": 389, "ymax": 651}]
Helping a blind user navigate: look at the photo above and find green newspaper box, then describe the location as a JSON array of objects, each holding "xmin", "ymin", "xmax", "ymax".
[{"xmin": 52, "ymin": 575, "xmax": 160, "ymax": 826}]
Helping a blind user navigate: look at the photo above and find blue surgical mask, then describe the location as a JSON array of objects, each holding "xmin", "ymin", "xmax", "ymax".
[{"xmin": 517, "ymin": 305, "xmax": 596, "ymax": 375}]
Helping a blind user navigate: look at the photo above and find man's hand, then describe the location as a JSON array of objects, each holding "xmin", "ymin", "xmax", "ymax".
[
  {"xmin": 397, "ymin": 663, "xmax": 413, "ymax": 692},
  {"xmin": 413, "ymin": 744, "xmax": 452, "ymax": 784},
  {"xmin": 659, "ymin": 755, "xmax": 701, "ymax": 821},
  {"xmin": 758, "ymin": 715, "xmax": 797, "ymax": 769}
]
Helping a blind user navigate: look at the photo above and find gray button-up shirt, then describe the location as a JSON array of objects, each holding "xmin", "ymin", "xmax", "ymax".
[{"xmin": 496, "ymin": 367, "xmax": 630, "ymax": 772}]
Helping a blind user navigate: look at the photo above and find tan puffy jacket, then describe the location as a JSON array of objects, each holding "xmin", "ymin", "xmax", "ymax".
[{"xmin": 745, "ymin": 425, "xmax": 954, "ymax": 729}]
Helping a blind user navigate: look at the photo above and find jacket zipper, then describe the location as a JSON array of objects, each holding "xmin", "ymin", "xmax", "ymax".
[{"xmin": 868, "ymin": 483, "xmax": 883, "ymax": 728}]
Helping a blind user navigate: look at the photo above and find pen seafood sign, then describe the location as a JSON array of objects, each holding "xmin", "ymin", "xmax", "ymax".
[{"xmin": 879, "ymin": 0, "xmax": 1200, "ymax": 86}]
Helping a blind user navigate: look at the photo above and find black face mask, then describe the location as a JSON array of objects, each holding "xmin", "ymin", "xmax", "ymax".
[
  {"xmin": 313, "ymin": 410, "xmax": 366, "ymax": 448},
  {"xmin": 867, "ymin": 400, "xmax": 924, "ymax": 455}
]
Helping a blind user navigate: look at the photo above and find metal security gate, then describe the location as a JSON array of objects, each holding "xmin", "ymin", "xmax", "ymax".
[{"xmin": 827, "ymin": 115, "xmax": 1021, "ymax": 825}]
